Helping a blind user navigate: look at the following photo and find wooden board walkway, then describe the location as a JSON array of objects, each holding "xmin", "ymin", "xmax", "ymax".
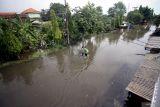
[
  {"xmin": 126, "ymin": 53, "xmax": 160, "ymax": 101},
  {"xmin": 145, "ymin": 36, "xmax": 160, "ymax": 50}
]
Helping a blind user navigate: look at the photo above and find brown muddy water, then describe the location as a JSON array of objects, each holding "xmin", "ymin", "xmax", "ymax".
[{"xmin": 0, "ymin": 26, "xmax": 156, "ymax": 107}]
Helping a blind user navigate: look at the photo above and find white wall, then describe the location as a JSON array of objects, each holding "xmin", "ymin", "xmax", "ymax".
[{"xmin": 28, "ymin": 13, "xmax": 40, "ymax": 19}]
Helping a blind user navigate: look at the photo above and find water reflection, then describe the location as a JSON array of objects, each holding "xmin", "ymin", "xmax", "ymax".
[
  {"xmin": 123, "ymin": 30, "xmax": 145, "ymax": 42},
  {"xmin": 54, "ymin": 50, "xmax": 65, "ymax": 73},
  {"xmin": 106, "ymin": 31, "xmax": 122, "ymax": 44},
  {"xmin": 0, "ymin": 59, "xmax": 43, "ymax": 85}
]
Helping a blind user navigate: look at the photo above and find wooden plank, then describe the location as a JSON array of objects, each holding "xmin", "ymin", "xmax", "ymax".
[
  {"xmin": 141, "ymin": 60, "xmax": 160, "ymax": 70},
  {"xmin": 144, "ymin": 54, "xmax": 160, "ymax": 60},
  {"xmin": 147, "ymin": 39, "xmax": 160, "ymax": 41},
  {"xmin": 149, "ymin": 39, "xmax": 160, "ymax": 42},
  {"xmin": 127, "ymin": 36, "xmax": 160, "ymax": 101},
  {"xmin": 148, "ymin": 40, "xmax": 160, "ymax": 42},
  {"xmin": 127, "ymin": 81, "xmax": 154, "ymax": 101},
  {"xmin": 147, "ymin": 42, "xmax": 160, "ymax": 44},
  {"xmin": 145, "ymin": 36, "xmax": 160, "ymax": 49},
  {"xmin": 147, "ymin": 41, "xmax": 160, "ymax": 45},
  {"xmin": 135, "ymin": 68, "xmax": 159, "ymax": 82},
  {"xmin": 126, "ymin": 53, "xmax": 160, "ymax": 101},
  {"xmin": 149, "ymin": 37, "xmax": 160, "ymax": 40},
  {"xmin": 145, "ymin": 45, "xmax": 160, "ymax": 49}
]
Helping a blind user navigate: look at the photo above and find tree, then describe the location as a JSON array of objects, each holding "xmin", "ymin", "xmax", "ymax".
[
  {"xmin": 49, "ymin": 3, "xmax": 66, "ymax": 29},
  {"xmin": 114, "ymin": 1, "xmax": 126, "ymax": 15},
  {"xmin": 72, "ymin": 2, "xmax": 106, "ymax": 35},
  {"xmin": 108, "ymin": 7, "xmax": 115, "ymax": 17},
  {"xmin": 154, "ymin": 15, "xmax": 160, "ymax": 27},
  {"xmin": 50, "ymin": 3, "xmax": 65, "ymax": 18},
  {"xmin": 139, "ymin": 5, "xmax": 154, "ymax": 21},
  {"xmin": 0, "ymin": 18, "xmax": 22, "ymax": 59},
  {"xmin": 49, "ymin": 2, "xmax": 72, "ymax": 44},
  {"xmin": 11, "ymin": 18, "xmax": 39, "ymax": 50},
  {"xmin": 127, "ymin": 10, "xmax": 144, "ymax": 24},
  {"xmin": 50, "ymin": 10, "xmax": 62, "ymax": 44},
  {"xmin": 41, "ymin": 9, "xmax": 50, "ymax": 21},
  {"xmin": 108, "ymin": 1, "xmax": 126, "ymax": 28},
  {"xmin": 101, "ymin": 15, "xmax": 112, "ymax": 32}
]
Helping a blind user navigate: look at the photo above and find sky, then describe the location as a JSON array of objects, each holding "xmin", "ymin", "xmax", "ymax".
[{"xmin": 0, "ymin": 0, "xmax": 160, "ymax": 14}]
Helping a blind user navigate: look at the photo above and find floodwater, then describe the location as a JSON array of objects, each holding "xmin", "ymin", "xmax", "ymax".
[{"xmin": 0, "ymin": 26, "xmax": 155, "ymax": 107}]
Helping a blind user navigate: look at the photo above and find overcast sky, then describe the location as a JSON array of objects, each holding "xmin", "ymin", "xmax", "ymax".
[{"xmin": 0, "ymin": 0, "xmax": 159, "ymax": 14}]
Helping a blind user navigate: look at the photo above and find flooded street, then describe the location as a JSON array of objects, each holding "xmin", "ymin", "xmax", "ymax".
[{"xmin": 0, "ymin": 27, "xmax": 154, "ymax": 107}]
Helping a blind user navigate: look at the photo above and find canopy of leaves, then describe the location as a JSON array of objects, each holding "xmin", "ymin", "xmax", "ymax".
[
  {"xmin": 41, "ymin": 9, "xmax": 50, "ymax": 21},
  {"xmin": 50, "ymin": 3, "xmax": 66, "ymax": 18},
  {"xmin": 50, "ymin": 10, "xmax": 62, "ymax": 42},
  {"xmin": 114, "ymin": 2, "xmax": 126, "ymax": 16},
  {"xmin": 108, "ymin": 2, "xmax": 126, "ymax": 17},
  {"xmin": 127, "ymin": 10, "xmax": 144, "ymax": 24},
  {"xmin": 0, "ymin": 17, "xmax": 39, "ymax": 60},
  {"xmin": 0, "ymin": 18, "xmax": 22, "ymax": 59},
  {"xmin": 72, "ymin": 2, "xmax": 109, "ymax": 35},
  {"xmin": 108, "ymin": 1, "xmax": 126, "ymax": 28},
  {"xmin": 139, "ymin": 5, "xmax": 154, "ymax": 21},
  {"xmin": 154, "ymin": 15, "xmax": 160, "ymax": 27}
]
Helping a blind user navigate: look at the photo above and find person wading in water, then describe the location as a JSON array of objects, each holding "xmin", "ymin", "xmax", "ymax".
[{"xmin": 81, "ymin": 46, "xmax": 89, "ymax": 56}]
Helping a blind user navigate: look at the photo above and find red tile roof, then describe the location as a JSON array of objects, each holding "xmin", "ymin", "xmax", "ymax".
[
  {"xmin": 21, "ymin": 8, "xmax": 40, "ymax": 14},
  {"xmin": 0, "ymin": 12, "xmax": 17, "ymax": 16},
  {"xmin": 0, "ymin": 12, "xmax": 17, "ymax": 18}
]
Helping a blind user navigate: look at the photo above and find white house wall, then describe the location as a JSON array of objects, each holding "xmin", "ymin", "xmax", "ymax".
[{"xmin": 28, "ymin": 13, "xmax": 40, "ymax": 19}]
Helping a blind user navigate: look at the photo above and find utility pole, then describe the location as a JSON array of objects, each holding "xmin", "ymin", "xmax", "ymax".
[{"xmin": 64, "ymin": 0, "xmax": 70, "ymax": 44}]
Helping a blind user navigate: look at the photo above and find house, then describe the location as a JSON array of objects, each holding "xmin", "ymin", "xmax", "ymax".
[
  {"xmin": 0, "ymin": 8, "xmax": 41, "ymax": 25},
  {"xmin": 21, "ymin": 8, "xmax": 41, "ymax": 25},
  {"xmin": 0, "ymin": 12, "xmax": 17, "ymax": 19},
  {"xmin": 119, "ymin": 21, "xmax": 128, "ymax": 29},
  {"xmin": 0, "ymin": 12, "xmax": 26, "ymax": 20}
]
